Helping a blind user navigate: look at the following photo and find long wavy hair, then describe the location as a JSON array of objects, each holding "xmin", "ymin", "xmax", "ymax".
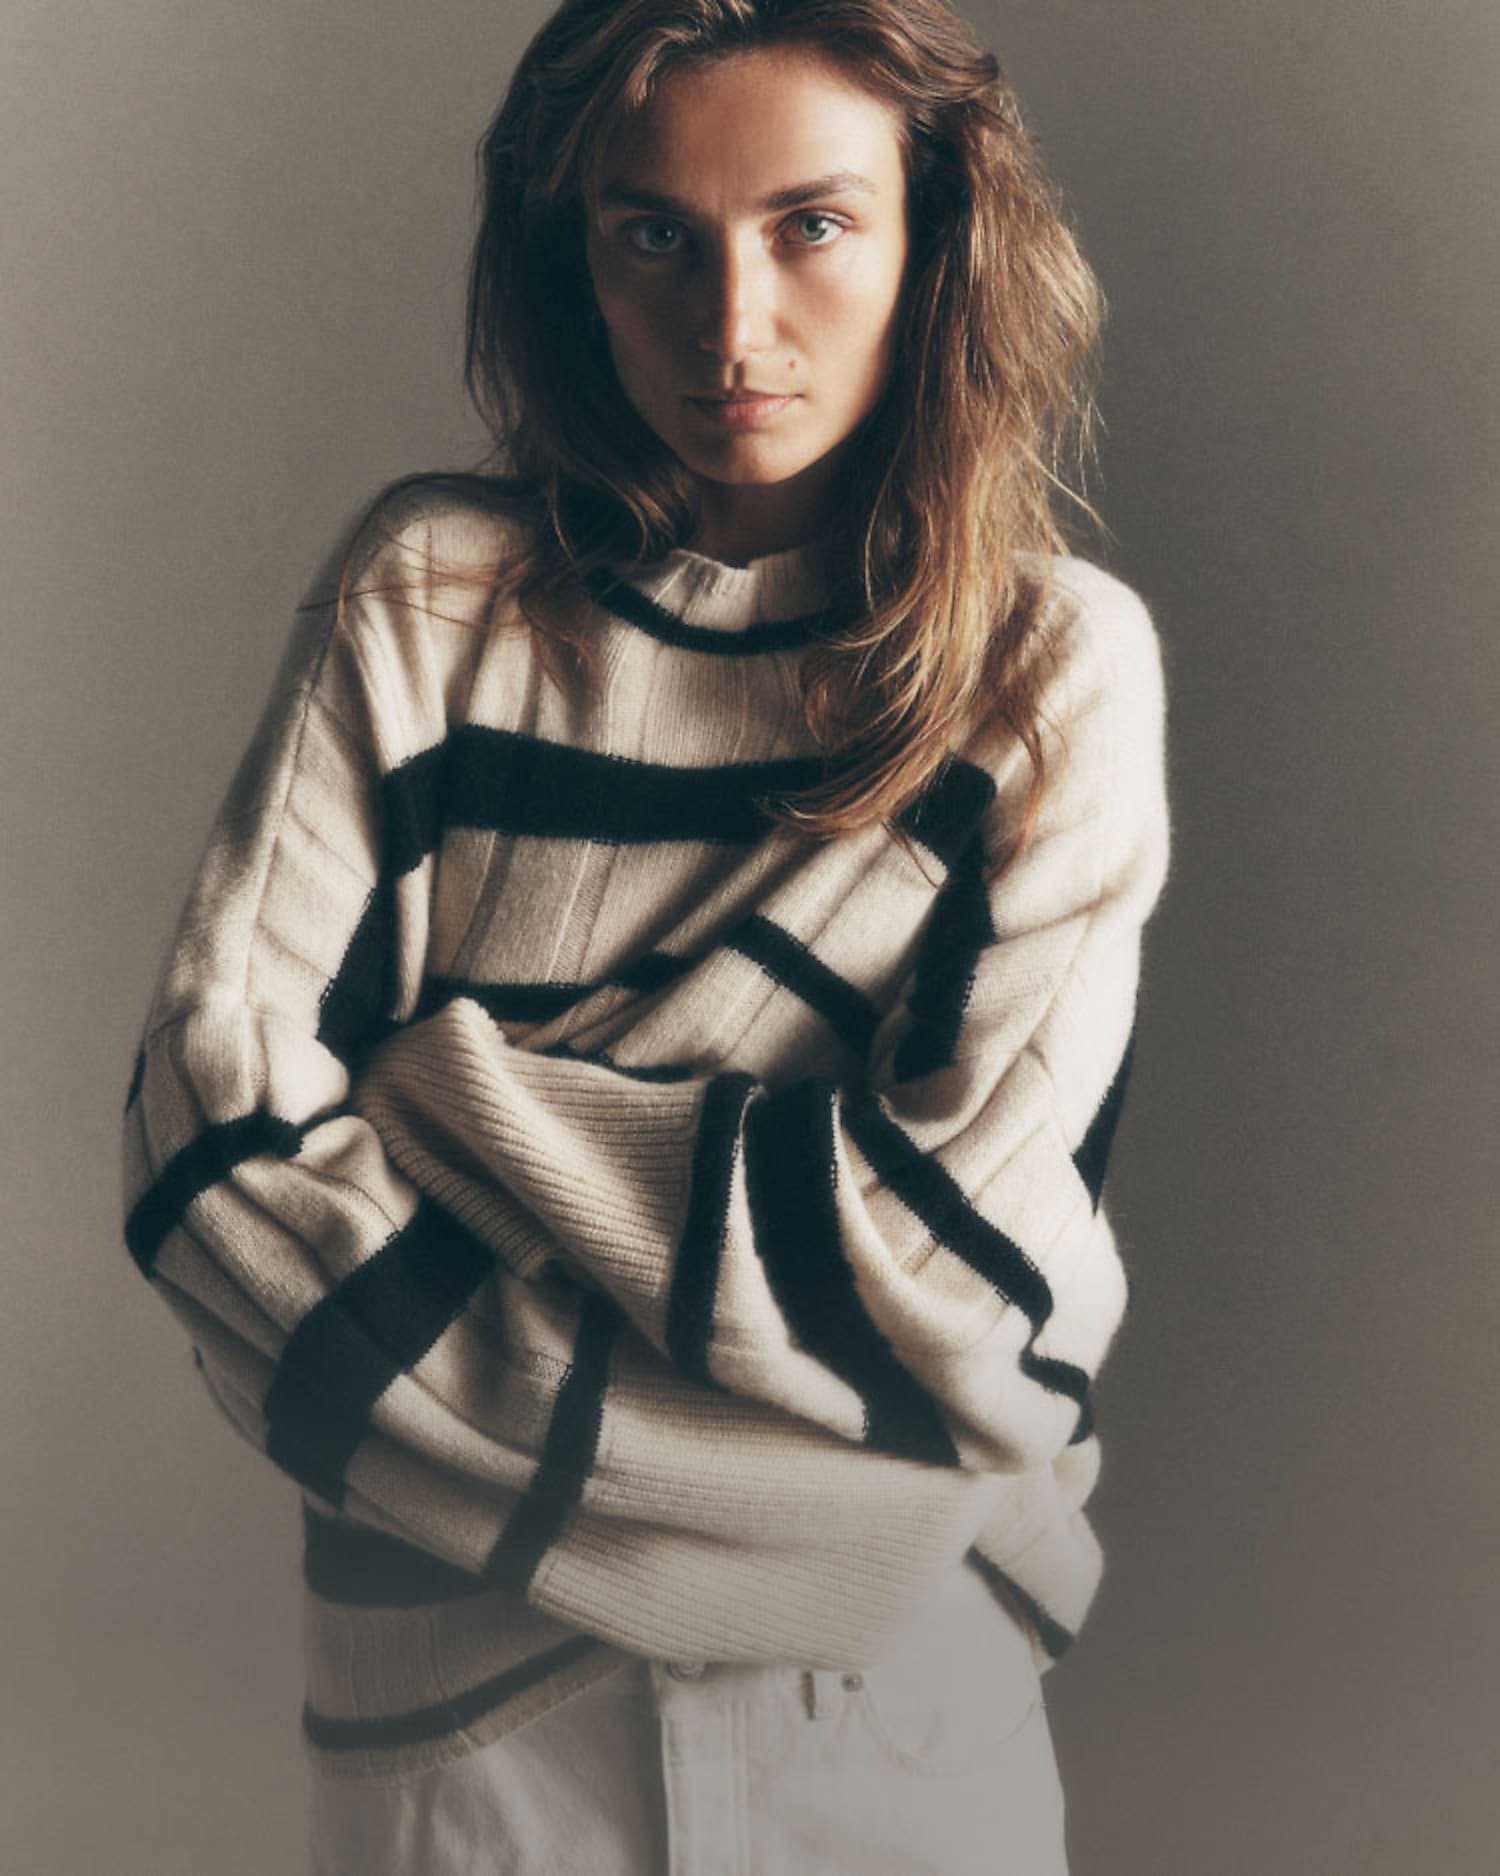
[{"xmin": 360, "ymin": 0, "xmax": 1104, "ymax": 857}]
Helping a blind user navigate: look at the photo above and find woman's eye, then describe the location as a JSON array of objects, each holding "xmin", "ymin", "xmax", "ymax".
[
  {"xmin": 786, "ymin": 212, "xmax": 842, "ymax": 247},
  {"xmin": 623, "ymin": 219, "xmax": 684, "ymax": 256}
]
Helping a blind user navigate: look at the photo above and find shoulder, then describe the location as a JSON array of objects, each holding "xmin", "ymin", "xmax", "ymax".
[
  {"xmin": 963, "ymin": 555, "xmax": 1169, "ymax": 867},
  {"xmin": 337, "ymin": 472, "xmax": 531, "ymax": 604},
  {"xmin": 1034, "ymin": 559, "xmax": 1170, "ymax": 884},
  {"xmin": 1004, "ymin": 556, "xmax": 1168, "ymax": 798},
  {"xmin": 279, "ymin": 477, "xmax": 536, "ymax": 747},
  {"xmin": 288, "ymin": 474, "xmax": 543, "ymax": 706},
  {"xmin": 1032, "ymin": 556, "xmax": 1164, "ymax": 713}
]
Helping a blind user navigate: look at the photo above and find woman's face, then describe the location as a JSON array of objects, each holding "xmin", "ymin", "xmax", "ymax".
[{"xmin": 585, "ymin": 45, "xmax": 910, "ymax": 561}]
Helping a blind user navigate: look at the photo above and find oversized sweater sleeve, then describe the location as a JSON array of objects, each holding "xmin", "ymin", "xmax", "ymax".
[
  {"xmin": 351, "ymin": 564, "xmax": 1170, "ymax": 1477},
  {"xmin": 120, "ymin": 528, "xmax": 542, "ymax": 1569}
]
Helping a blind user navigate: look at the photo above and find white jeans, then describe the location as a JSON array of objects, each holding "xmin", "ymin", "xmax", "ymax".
[{"xmin": 309, "ymin": 1565, "xmax": 1068, "ymax": 1875}]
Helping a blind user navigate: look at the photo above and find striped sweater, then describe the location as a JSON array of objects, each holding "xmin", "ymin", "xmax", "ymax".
[{"xmin": 121, "ymin": 491, "xmax": 1170, "ymax": 1781}]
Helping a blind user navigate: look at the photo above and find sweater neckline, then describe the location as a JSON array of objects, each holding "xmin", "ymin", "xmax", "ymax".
[{"xmin": 614, "ymin": 537, "xmax": 844, "ymax": 636}]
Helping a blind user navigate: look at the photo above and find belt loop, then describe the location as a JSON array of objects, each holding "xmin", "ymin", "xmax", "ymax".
[{"xmin": 803, "ymin": 1668, "xmax": 841, "ymax": 1720}]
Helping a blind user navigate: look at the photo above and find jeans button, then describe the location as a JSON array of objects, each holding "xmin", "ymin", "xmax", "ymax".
[
  {"xmin": 841, "ymin": 1671, "xmax": 864, "ymax": 1692},
  {"xmin": 666, "ymin": 1660, "xmax": 706, "ymax": 1681}
]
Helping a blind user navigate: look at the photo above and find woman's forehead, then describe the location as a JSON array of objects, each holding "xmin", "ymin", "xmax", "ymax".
[{"xmin": 592, "ymin": 46, "xmax": 907, "ymax": 206}]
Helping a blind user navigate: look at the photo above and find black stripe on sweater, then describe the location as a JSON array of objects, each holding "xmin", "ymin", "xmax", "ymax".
[
  {"xmin": 728, "ymin": 915, "xmax": 881, "ymax": 1059},
  {"xmin": 417, "ymin": 975, "xmax": 592, "ymax": 1026},
  {"xmin": 891, "ymin": 831, "xmax": 996, "ymax": 1084},
  {"xmin": 897, "ymin": 758, "xmax": 997, "ymax": 873},
  {"xmin": 615, "ymin": 951, "xmax": 704, "ymax": 995},
  {"xmin": 416, "ymin": 947, "xmax": 700, "ymax": 1028},
  {"xmin": 965, "ymin": 1550, "xmax": 1076, "ymax": 1661},
  {"xmin": 302, "ymin": 1505, "xmax": 490, "ymax": 1608},
  {"xmin": 538, "ymin": 1045, "xmax": 698, "ymax": 1084},
  {"xmin": 302, "ymin": 1635, "xmax": 604, "ymax": 1753},
  {"xmin": 318, "ymin": 876, "xmax": 401, "ymax": 1064},
  {"xmin": 125, "ymin": 1110, "xmax": 305, "ymax": 1280},
  {"xmin": 584, "ymin": 568, "xmax": 841, "ymax": 657},
  {"xmin": 441, "ymin": 725, "xmax": 825, "ymax": 847},
  {"xmin": 382, "ymin": 739, "xmax": 449, "ymax": 878},
  {"xmin": 426, "ymin": 915, "xmax": 873, "ymax": 1066},
  {"xmin": 315, "ymin": 742, "xmax": 449, "ymax": 1064},
  {"xmin": 842, "ymin": 1090, "xmax": 1094, "ymax": 1443},
  {"xmin": 666, "ymin": 1073, "xmax": 757, "ymax": 1385},
  {"xmin": 261, "ymin": 1199, "xmax": 492, "ymax": 1507},
  {"xmin": 1072, "ymin": 1032, "xmax": 1136, "ymax": 1209},
  {"xmin": 484, "ymin": 1292, "xmax": 620, "ymax": 1596},
  {"xmin": 744, "ymin": 1080, "xmax": 960, "ymax": 1467}
]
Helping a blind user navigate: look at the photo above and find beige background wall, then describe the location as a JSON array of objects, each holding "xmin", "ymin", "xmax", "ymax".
[{"xmin": 3, "ymin": 1, "xmax": 1495, "ymax": 1870}]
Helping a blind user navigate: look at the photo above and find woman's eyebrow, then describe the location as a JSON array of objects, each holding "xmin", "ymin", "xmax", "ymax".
[{"xmin": 597, "ymin": 170, "xmax": 880, "ymax": 215}]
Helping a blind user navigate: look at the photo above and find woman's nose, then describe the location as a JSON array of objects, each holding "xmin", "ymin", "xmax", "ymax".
[{"xmin": 692, "ymin": 240, "xmax": 776, "ymax": 361}]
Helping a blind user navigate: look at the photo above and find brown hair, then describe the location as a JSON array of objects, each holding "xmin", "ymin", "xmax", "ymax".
[{"xmin": 361, "ymin": 0, "xmax": 1103, "ymax": 858}]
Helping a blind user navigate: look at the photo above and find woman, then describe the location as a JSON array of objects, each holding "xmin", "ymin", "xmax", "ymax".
[{"xmin": 122, "ymin": 1, "xmax": 1169, "ymax": 1870}]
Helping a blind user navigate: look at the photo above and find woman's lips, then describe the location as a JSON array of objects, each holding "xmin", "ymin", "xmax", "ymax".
[{"xmin": 686, "ymin": 393, "xmax": 800, "ymax": 431}]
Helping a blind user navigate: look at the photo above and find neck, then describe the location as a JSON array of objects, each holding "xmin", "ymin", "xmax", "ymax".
[{"xmin": 689, "ymin": 458, "xmax": 845, "ymax": 566}]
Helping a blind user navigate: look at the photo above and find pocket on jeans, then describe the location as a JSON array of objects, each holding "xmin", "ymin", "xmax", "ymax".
[{"xmin": 850, "ymin": 1568, "xmax": 1043, "ymax": 1778}]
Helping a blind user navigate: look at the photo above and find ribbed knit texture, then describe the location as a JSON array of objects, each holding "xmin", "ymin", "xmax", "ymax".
[{"xmin": 121, "ymin": 491, "xmax": 1169, "ymax": 1780}]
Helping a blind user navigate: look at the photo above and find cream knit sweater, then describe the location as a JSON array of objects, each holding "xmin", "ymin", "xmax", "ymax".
[{"xmin": 122, "ymin": 490, "xmax": 1169, "ymax": 1780}]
